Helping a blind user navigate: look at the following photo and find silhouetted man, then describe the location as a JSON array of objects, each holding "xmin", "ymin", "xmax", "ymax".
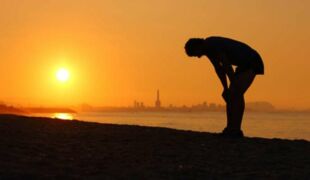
[{"xmin": 185, "ymin": 36, "xmax": 264, "ymax": 137}]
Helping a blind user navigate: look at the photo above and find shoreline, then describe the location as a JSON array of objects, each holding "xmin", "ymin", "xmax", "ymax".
[{"xmin": 0, "ymin": 114, "xmax": 309, "ymax": 178}]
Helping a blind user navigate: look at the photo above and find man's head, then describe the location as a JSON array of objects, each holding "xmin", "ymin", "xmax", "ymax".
[{"xmin": 185, "ymin": 38, "xmax": 205, "ymax": 58}]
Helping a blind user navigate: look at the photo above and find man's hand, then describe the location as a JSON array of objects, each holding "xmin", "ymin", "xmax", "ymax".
[{"xmin": 222, "ymin": 89, "xmax": 231, "ymax": 103}]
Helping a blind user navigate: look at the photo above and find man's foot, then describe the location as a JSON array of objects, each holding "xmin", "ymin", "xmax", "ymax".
[{"xmin": 220, "ymin": 128, "xmax": 244, "ymax": 138}]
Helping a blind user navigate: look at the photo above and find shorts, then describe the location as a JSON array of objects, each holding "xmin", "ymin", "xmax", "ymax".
[{"xmin": 236, "ymin": 51, "xmax": 264, "ymax": 75}]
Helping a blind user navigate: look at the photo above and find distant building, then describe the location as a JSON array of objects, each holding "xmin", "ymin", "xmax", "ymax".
[
  {"xmin": 202, "ymin": 101, "xmax": 208, "ymax": 108},
  {"xmin": 134, "ymin": 101, "xmax": 144, "ymax": 109},
  {"xmin": 155, "ymin": 89, "xmax": 161, "ymax": 108},
  {"xmin": 209, "ymin": 103, "xmax": 217, "ymax": 110}
]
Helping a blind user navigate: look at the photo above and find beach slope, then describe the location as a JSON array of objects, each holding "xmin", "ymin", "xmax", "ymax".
[{"xmin": 0, "ymin": 114, "xmax": 309, "ymax": 179}]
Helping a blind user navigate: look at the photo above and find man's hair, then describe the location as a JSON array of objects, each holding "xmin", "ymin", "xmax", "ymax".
[{"xmin": 184, "ymin": 38, "xmax": 204, "ymax": 56}]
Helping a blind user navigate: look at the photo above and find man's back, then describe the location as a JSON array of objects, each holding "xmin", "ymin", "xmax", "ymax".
[{"xmin": 205, "ymin": 36, "xmax": 264, "ymax": 74}]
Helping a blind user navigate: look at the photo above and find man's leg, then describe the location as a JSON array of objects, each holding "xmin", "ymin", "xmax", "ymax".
[
  {"xmin": 225, "ymin": 98, "xmax": 233, "ymax": 130},
  {"xmin": 229, "ymin": 69, "xmax": 256, "ymax": 132},
  {"xmin": 230, "ymin": 93, "xmax": 245, "ymax": 131}
]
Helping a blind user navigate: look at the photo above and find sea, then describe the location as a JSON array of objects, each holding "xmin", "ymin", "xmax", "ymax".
[{"xmin": 34, "ymin": 111, "xmax": 310, "ymax": 141}]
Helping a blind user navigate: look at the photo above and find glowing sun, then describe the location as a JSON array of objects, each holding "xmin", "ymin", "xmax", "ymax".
[{"xmin": 56, "ymin": 68, "xmax": 70, "ymax": 82}]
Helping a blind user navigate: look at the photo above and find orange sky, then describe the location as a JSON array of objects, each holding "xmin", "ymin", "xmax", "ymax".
[{"xmin": 0, "ymin": 0, "xmax": 309, "ymax": 109}]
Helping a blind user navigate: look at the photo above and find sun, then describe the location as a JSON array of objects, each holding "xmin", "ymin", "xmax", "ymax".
[{"xmin": 56, "ymin": 68, "xmax": 70, "ymax": 82}]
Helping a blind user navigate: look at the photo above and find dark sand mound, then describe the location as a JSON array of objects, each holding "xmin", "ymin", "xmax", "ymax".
[{"xmin": 0, "ymin": 114, "xmax": 309, "ymax": 179}]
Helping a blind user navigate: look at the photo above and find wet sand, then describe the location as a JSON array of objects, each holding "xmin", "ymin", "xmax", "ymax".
[{"xmin": 0, "ymin": 114, "xmax": 309, "ymax": 179}]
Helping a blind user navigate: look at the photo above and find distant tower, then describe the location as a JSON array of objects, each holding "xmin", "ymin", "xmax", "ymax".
[{"xmin": 155, "ymin": 89, "xmax": 161, "ymax": 108}]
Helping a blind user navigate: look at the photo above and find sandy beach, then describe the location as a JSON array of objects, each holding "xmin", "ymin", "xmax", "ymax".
[{"xmin": 0, "ymin": 114, "xmax": 309, "ymax": 179}]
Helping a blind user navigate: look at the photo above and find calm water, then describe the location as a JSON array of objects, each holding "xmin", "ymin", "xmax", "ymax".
[{"xmin": 38, "ymin": 112, "xmax": 310, "ymax": 140}]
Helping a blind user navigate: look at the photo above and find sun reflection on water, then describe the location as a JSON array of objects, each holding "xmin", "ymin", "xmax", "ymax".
[{"xmin": 53, "ymin": 113, "xmax": 74, "ymax": 120}]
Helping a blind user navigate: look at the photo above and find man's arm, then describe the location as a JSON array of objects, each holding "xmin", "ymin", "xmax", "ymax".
[
  {"xmin": 210, "ymin": 55, "xmax": 234, "ymax": 103},
  {"xmin": 210, "ymin": 59, "xmax": 229, "ymax": 90},
  {"xmin": 219, "ymin": 54, "xmax": 235, "ymax": 84}
]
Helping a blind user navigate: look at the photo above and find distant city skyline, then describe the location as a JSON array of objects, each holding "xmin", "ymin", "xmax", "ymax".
[
  {"xmin": 128, "ymin": 90, "xmax": 277, "ymax": 111},
  {"xmin": 1, "ymin": 91, "xmax": 304, "ymax": 111}
]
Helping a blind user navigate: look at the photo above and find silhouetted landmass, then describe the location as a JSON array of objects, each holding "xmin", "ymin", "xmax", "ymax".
[
  {"xmin": 0, "ymin": 104, "xmax": 25, "ymax": 115},
  {"xmin": 0, "ymin": 114, "xmax": 309, "ymax": 179},
  {"xmin": 24, "ymin": 107, "xmax": 76, "ymax": 114},
  {"xmin": 0, "ymin": 103, "xmax": 76, "ymax": 115},
  {"xmin": 246, "ymin": 101, "xmax": 276, "ymax": 112}
]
